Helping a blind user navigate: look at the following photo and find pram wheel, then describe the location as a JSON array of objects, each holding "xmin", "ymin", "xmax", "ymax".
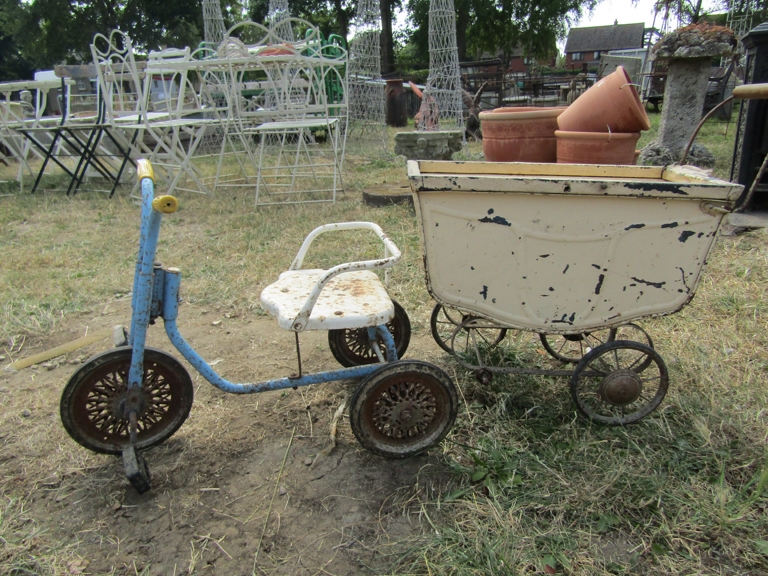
[
  {"xmin": 350, "ymin": 361, "xmax": 458, "ymax": 458},
  {"xmin": 610, "ymin": 324, "xmax": 655, "ymax": 372},
  {"xmin": 328, "ymin": 300, "xmax": 411, "ymax": 366},
  {"xmin": 540, "ymin": 323, "xmax": 653, "ymax": 364},
  {"xmin": 539, "ymin": 330, "xmax": 615, "ymax": 363},
  {"xmin": 60, "ymin": 347, "xmax": 194, "ymax": 455},
  {"xmin": 570, "ymin": 341, "xmax": 669, "ymax": 425},
  {"xmin": 430, "ymin": 303, "xmax": 507, "ymax": 354}
]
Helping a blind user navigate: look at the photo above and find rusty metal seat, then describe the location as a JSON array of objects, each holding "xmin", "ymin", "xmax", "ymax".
[
  {"xmin": 261, "ymin": 269, "xmax": 394, "ymax": 331},
  {"xmin": 259, "ymin": 222, "xmax": 402, "ymax": 332}
]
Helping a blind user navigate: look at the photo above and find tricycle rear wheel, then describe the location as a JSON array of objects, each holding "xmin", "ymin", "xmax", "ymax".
[
  {"xmin": 350, "ymin": 361, "xmax": 457, "ymax": 458},
  {"xmin": 328, "ymin": 300, "xmax": 410, "ymax": 367},
  {"xmin": 60, "ymin": 347, "xmax": 194, "ymax": 455},
  {"xmin": 570, "ymin": 340, "xmax": 668, "ymax": 425}
]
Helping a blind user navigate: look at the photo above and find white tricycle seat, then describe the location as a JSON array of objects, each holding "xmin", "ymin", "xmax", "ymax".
[{"xmin": 259, "ymin": 222, "xmax": 402, "ymax": 332}]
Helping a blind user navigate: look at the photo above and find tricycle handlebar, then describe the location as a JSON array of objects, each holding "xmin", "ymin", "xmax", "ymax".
[
  {"xmin": 137, "ymin": 160, "xmax": 179, "ymax": 214},
  {"xmin": 136, "ymin": 159, "xmax": 155, "ymax": 183}
]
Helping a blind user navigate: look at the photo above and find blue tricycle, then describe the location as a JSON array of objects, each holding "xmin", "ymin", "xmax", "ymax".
[{"xmin": 60, "ymin": 160, "xmax": 458, "ymax": 493}]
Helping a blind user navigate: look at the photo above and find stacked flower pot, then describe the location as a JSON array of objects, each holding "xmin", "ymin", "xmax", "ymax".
[
  {"xmin": 555, "ymin": 66, "xmax": 650, "ymax": 164},
  {"xmin": 479, "ymin": 66, "xmax": 649, "ymax": 165},
  {"xmin": 479, "ymin": 106, "xmax": 564, "ymax": 163}
]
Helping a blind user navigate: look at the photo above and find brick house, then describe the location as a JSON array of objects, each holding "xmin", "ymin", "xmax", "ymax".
[{"xmin": 564, "ymin": 21, "xmax": 646, "ymax": 69}]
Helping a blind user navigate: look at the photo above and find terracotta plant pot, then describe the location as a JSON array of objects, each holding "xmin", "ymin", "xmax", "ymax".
[
  {"xmin": 557, "ymin": 66, "xmax": 650, "ymax": 133},
  {"xmin": 480, "ymin": 107, "xmax": 564, "ymax": 162},
  {"xmin": 555, "ymin": 130, "xmax": 640, "ymax": 165},
  {"xmin": 257, "ymin": 44, "xmax": 295, "ymax": 57}
]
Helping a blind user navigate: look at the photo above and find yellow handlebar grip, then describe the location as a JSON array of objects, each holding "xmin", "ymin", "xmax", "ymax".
[
  {"xmin": 152, "ymin": 195, "xmax": 179, "ymax": 214},
  {"xmin": 136, "ymin": 159, "xmax": 155, "ymax": 182}
]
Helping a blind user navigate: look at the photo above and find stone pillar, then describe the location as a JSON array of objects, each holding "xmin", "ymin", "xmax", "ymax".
[{"xmin": 639, "ymin": 24, "xmax": 736, "ymax": 168}]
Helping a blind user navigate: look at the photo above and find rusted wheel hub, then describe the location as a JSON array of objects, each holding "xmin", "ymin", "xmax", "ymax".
[
  {"xmin": 372, "ymin": 382, "xmax": 436, "ymax": 438},
  {"xmin": 598, "ymin": 369, "xmax": 643, "ymax": 406}
]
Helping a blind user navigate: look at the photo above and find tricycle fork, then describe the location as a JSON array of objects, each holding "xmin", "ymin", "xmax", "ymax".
[{"xmin": 123, "ymin": 160, "xmax": 178, "ymax": 493}]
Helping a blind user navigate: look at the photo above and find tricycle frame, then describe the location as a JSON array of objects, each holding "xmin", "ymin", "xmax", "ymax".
[{"xmin": 61, "ymin": 160, "xmax": 458, "ymax": 493}]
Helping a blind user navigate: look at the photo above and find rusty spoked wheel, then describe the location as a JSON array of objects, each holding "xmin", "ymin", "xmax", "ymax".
[
  {"xmin": 430, "ymin": 303, "xmax": 507, "ymax": 355},
  {"xmin": 350, "ymin": 361, "xmax": 458, "ymax": 458},
  {"xmin": 328, "ymin": 300, "xmax": 411, "ymax": 367},
  {"xmin": 570, "ymin": 341, "xmax": 669, "ymax": 425},
  {"xmin": 539, "ymin": 329, "xmax": 615, "ymax": 364},
  {"xmin": 610, "ymin": 324, "xmax": 655, "ymax": 372},
  {"xmin": 60, "ymin": 347, "xmax": 194, "ymax": 455},
  {"xmin": 540, "ymin": 323, "xmax": 653, "ymax": 365}
]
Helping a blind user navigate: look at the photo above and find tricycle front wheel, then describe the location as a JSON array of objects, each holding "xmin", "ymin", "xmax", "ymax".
[
  {"xmin": 60, "ymin": 347, "xmax": 194, "ymax": 455},
  {"xmin": 570, "ymin": 341, "xmax": 668, "ymax": 425},
  {"xmin": 328, "ymin": 300, "xmax": 410, "ymax": 367},
  {"xmin": 350, "ymin": 361, "xmax": 458, "ymax": 458}
]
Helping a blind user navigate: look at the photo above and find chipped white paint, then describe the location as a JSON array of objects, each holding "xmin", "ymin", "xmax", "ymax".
[
  {"xmin": 408, "ymin": 160, "xmax": 743, "ymax": 334},
  {"xmin": 260, "ymin": 222, "xmax": 401, "ymax": 332}
]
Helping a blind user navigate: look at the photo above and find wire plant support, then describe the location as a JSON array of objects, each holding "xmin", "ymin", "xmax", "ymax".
[
  {"xmin": 203, "ymin": 0, "xmax": 227, "ymax": 46},
  {"xmin": 346, "ymin": 0, "xmax": 387, "ymax": 154},
  {"xmin": 267, "ymin": 0, "xmax": 295, "ymax": 42},
  {"xmin": 419, "ymin": 0, "xmax": 465, "ymax": 143}
]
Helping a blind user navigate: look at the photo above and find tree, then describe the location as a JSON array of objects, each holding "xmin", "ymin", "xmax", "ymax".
[
  {"xmin": 405, "ymin": 0, "xmax": 597, "ymax": 65},
  {"xmin": 281, "ymin": 0, "xmax": 356, "ymax": 41},
  {"xmin": 0, "ymin": 0, "xmax": 33, "ymax": 79},
  {"xmin": 653, "ymin": 0, "xmax": 768, "ymax": 28},
  {"xmin": 8, "ymin": 0, "xmax": 204, "ymax": 70},
  {"xmin": 381, "ymin": 0, "xmax": 395, "ymax": 74}
]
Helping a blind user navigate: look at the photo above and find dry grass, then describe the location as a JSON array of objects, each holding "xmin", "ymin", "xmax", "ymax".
[{"xmin": 1, "ymin": 114, "xmax": 767, "ymax": 574}]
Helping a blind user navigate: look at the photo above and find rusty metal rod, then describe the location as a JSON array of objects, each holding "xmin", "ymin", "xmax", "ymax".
[
  {"xmin": 680, "ymin": 95, "xmax": 734, "ymax": 166},
  {"xmin": 681, "ymin": 83, "xmax": 768, "ymax": 166},
  {"xmin": 735, "ymin": 148, "xmax": 768, "ymax": 213}
]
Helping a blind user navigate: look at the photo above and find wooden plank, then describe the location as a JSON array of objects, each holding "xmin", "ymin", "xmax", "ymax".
[
  {"xmin": 54, "ymin": 64, "xmax": 97, "ymax": 79},
  {"xmin": 415, "ymin": 160, "xmax": 665, "ymax": 179}
]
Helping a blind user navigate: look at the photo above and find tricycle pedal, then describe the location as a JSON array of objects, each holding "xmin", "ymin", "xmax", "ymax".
[{"xmin": 122, "ymin": 445, "xmax": 151, "ymax": 494}]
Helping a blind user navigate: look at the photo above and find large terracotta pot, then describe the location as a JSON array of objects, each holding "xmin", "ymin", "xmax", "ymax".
[
  {"xmin": 480, "ymin": 107, "xmax": 564, "ymax": 162},
  {"xmin": 555, "ymin": 130, "xmax": 640, "ymax": 165},
  {"xmin": 557, "ymin": 66, "xmax": 650, "ymax": 133}
]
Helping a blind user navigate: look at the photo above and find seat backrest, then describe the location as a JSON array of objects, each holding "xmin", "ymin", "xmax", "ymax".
[
  {"xmin": 90, "ymin": 30, "xmax": 149, "ymax": 121},
  {"xmin": 146, "ymin": 46, "xmax": 206, "ymax": 118},
  {"xmin": 54, "ymin": 64, "xmax": 99, "ymax": 119}
]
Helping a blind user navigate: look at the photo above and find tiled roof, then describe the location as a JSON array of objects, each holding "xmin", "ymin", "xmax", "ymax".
[{"xmin": 564, "ymin": 22, "xmax": 645, "ymax": 53}]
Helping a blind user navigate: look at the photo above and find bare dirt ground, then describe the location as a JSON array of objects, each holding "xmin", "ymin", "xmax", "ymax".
[{"xmin": 1, "ymin": 297, "xmax": 454, "ymax": 575}]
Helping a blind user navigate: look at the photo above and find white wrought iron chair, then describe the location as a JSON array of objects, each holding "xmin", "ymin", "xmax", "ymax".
[
  {"xmin": 91, "ymin": 30, "xmax": 217, "ymax": 195},
  {"xmin": 0, "ymin": 80, "xmax": 64, "ymax": 191}
]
